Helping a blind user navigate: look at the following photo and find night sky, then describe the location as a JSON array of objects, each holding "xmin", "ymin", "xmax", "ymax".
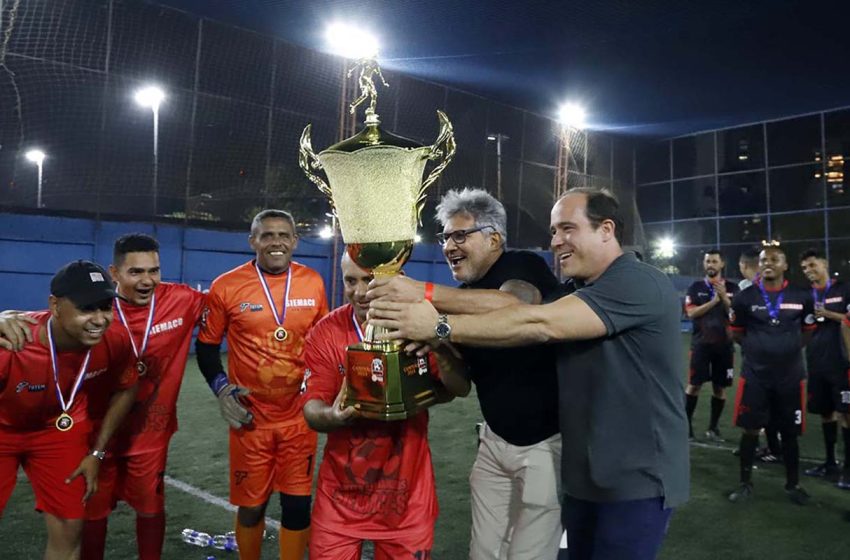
[{"xmin": 159, "ymin": 0, "xmax": 850, "ymax": 137}]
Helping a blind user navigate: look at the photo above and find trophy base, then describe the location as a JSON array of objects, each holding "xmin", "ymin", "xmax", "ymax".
[{"xmin": 345, "ymin": 343, "xmax": 438, "ymax": 421}]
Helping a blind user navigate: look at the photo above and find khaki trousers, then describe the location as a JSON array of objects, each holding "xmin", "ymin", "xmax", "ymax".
[{"xmin": 469, "ymin": 422, "xmax": 562, "ymax": 560}]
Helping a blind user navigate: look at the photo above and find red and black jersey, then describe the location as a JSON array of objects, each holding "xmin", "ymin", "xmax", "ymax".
[
  {"xmin": 685, "ymin": 278, "xmax": 738, "ymax": 346},
  {"xmin": 730, "ymin": 280, "xmax": 815, "ymax": 382},
  {"xmin": 806, "ymin": 281, "xmax": 850, "ymax": 374}
]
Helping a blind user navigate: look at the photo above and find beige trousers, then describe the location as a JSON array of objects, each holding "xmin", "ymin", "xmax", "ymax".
[{"xmin": 469, "ymin": 422, "xmax": 562, "ymax": 560}]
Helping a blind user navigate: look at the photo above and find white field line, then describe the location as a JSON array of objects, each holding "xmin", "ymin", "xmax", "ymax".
[{"xmin": 164, "ymin": 475, "xmax": 281, "ymax": 530}]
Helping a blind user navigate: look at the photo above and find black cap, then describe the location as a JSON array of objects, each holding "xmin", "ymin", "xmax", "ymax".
[{"xmin": 50, "ymin": 260, "xmax": 121, "ymax": 307}]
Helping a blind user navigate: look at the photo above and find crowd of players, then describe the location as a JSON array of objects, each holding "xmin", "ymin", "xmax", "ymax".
[{"xmin": 0, "ymin": 185, "xmax": 845, "ymax": 560}]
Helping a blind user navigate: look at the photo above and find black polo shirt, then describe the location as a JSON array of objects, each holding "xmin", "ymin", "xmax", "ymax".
[
  {"xmin": 557, "ymin": 252, "xmax": 689, "ymax": 508},
  {"xmin": 806, "ymin": 281, "xmax": 850, "ymax": 374},
  {"xmin": 685, "ymin": 278, "xmax": 738, "ymax": 347},
  {"xmin": 460, "ymin": 250, "xmax": 561, "ymax": 446},
  {"xmin": 730, "ymin": 280, "xmax": 816, "ymax": 382}
]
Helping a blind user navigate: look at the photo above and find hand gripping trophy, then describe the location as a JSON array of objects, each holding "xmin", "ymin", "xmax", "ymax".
[{"xmin": 299, "ymin": 57, "xmax": 455, "ymax": 420}]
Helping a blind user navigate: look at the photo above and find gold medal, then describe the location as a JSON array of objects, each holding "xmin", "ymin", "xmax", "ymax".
[
  {"xmin": 55, "ymin": 413, "xmax": 74, "ymax": 432},
  {"xmin": 136, "ymin": 361, "xmax": 148, "ymax": 376},
  {"xmin": 273, "ymin": 326, "xmax": 288, "ymax": 342}
]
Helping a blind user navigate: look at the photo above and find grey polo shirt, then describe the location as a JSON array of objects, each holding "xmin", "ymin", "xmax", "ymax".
[{"xmin": 558, "ymin": 252, "xmax": 689, "ymax": 508}]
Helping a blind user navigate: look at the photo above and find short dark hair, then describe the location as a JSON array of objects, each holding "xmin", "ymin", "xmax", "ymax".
[
  {"xmin": 250, "ymin": 209, "xmax": 296, "ymax": 236},
  {"xmin": 739, "ymin": 248, "xmax": 760, "ymax": 266},
  {"xmin": 562, "ymin": 187, "xmax": 625, "ymax": 244},
  {"xmin": 704, "ymin": 249, "xmax": 723, "ymax": 260},
  {"xmin": 113, "ymin": 233, "xmax": 159, "ymax": 265},
  {"xmin": 799, "ymin": 248, "xmax": 825, "ymax": 262}
]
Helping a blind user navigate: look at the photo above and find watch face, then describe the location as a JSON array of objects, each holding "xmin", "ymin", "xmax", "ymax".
[{"xmin": 436, "ymin": 321, "xmax": 451, "ymax": 339}]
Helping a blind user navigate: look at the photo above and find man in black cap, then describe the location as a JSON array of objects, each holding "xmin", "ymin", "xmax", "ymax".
[{"xmin": 0, "ymin": 260, "xmax": 138, "ymax": 559}]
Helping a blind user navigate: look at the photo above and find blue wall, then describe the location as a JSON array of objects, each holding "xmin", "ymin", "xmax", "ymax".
[{"xmin": 0, "ymin": 213, "xmax": 457, "ymax": 312}]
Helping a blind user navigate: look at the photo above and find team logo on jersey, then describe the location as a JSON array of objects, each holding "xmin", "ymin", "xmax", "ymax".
[
  {"xmin": 149, "ymin": 317, "xmax": 184, "ymax": 335},
  {"xmin": 84, "ymin": 367, "xmax": 107, "ymax": 380},
  {"xmin": 371, "ymin": 358, "xmax": 385, "ymax": 383},
  {"xmin": 233, "ymin": 470, "xmax": 248, "ymax": 485},
  {"xmin": 200, "ymin": 307, "xmax": 210, "ymax": 327},
  {"xmin": 417, "ymin": 357, "xmax": 428, "ymax": 376},
  {"xmin": 780, "ymin": 303, "xmax": 803, "ymax": 310},
  {"xmin": 15, "ymin": 381, "xmax": 46, "ymax": 393},
  {"xmin": 750, "ymin": 305, "xmax": 766, "ymax": 312},
  {"xmin": 729, "ymin": 310, "xmax": 736, "ymax": 322},
  {"xmin": 825, "ymin": 297, "xmax": 843, "ymax": 304},
  {"xmin": 239, "ymin": 302, "xmax": 264, "ymax": 313},
  {"xmin": 287, "ymin": 298, "xmax": 317, "ymax": 308},
  {"xmin": 804, "ymin": 313, "xmax": 816, "ymax": 325}
]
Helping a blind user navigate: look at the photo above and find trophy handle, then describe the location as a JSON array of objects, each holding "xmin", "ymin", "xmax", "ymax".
[
  {"xmin": 299, "ymin": 125, "xmax": 334, "ymax": 202},
  {"xmin": 416, "ymin": 110, "xmax": 456, "ymax": 220}
]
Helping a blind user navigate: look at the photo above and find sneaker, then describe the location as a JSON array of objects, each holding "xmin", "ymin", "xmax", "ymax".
[
  {"xmin": 785, "ymin": 485, "xmax": 811, "ymax": 505},
  {"xmin": 705, "ymin": 428, "xmax": 724, "ymax": 442},
  {"xmin": 759, "ymin": 453, "xmax": 781, "ymax": 464},
  {"xmin": 804, "ymin": 462, "xmax": 841, "ymax": 479},
  {"xmin": 837, "ymin": 474, "xmax": 850, "ymax": 490},
  {"xmin": 728, "ymin": 483, "xmax": 753, "ymax": 503}
]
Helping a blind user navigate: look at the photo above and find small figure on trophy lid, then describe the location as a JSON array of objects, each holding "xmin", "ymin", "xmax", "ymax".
[{"xmin": 348, "ymin": 57, "xmax": 389, "ymax": 121}]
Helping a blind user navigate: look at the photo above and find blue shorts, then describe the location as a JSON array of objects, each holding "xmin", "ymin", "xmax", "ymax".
[{"xmin": 561, "ymin": 495, "xmax": 673, "ymax": 560}]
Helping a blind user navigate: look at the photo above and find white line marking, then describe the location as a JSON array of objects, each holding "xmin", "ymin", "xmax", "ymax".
[{"xmin": 164, "ymin": 475, "xmax": 281, "ymax": 530}]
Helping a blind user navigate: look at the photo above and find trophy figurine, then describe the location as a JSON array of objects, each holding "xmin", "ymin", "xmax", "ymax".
[{"xmin": 299, "ymin": 57, "xmax": 455, "ymax": 420}]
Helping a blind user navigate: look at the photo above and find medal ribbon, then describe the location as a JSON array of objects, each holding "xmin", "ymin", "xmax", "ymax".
[
  {"xmin": 47, "ymin": 317, "xmax": 91, "ymax": 417},
  {"xmin": 704, "ymin": 278, "xmax": 715, "ymax": 299},
  {"xmin": 255, "ymin": 262, "xmax": 292, "ymax": 329},
  {"xmin": 812, "ymin": 279, "xmax": 832, "ymax": 308},
  {"xmin": 351, "ymin": 310, "xmax": 364, "ymax": 342},
  {"xmin": 757, "ymin": 280, "xmax": 785, "ymax": 323},
  {"xmin": 114, "ymin": 291, "xmax": 156, "ymax": 362}
]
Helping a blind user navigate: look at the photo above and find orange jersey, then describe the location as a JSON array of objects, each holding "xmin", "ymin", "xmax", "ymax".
[
  {"xmin": 198, "ymin": 260, "xmax": 328, "ymax": 428},
  {"xmin": 0, "ymin": 312, "xmax": 137, "ymax": 433},
  {"xmin": 111, "ymin": 283, "xmax": 206, "ymax": 455}
]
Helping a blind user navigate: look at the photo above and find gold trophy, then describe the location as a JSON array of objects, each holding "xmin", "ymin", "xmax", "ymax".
[{"xmin": 299, "ymin": 57, "xmax": 455, "ymax": 420}]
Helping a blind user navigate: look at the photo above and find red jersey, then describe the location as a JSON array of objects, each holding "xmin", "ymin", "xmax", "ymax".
[
  {"xmin": 111, "ymin": 282, "xmax": 206, "ymax": 455},
  {"xmin": 198, "ymin": 260, "xmax": 328, "ymax": 428},
  {"xmin": 302, "ymin": 304, "xmax": 438, "ymax": 537},
  {"xmin": 0, "ymin": 312, "xmax": 137, "ymax": 433}
]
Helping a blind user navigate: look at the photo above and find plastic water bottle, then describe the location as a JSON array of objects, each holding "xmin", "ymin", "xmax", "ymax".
[
  {"xmin": 181, "ymin": 528, "xmax": 213, "ymax": 547},
  {"xmin": 213, "ymin": 533, "xmax": 238, "ymax": 551}
]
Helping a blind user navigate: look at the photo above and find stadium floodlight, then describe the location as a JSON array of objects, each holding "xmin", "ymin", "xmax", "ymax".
[
  {"xmin": 325, "ymin": 22, "xmax": 379, "ymax": 59},
  {"xmin": 414, "ymin": 233, "xmax": 422, "ymax": 243},
  {"xmin": 655, "ymin": 236, "xmax": 677, "ymax": 259},
  {"xmin": 319, "ymin": 225, "xmax": 334, "ymax": 239},
  {"xmin": 134, "ymin": 85, "xmax": 165, "ymax": 215},
  {"xmin": 25, "ymin": 149, "xmax": 46, "ymax": 208},
  {"xmin": 557, "ymin": 102, "xmax": 587, "ymax": 129}
]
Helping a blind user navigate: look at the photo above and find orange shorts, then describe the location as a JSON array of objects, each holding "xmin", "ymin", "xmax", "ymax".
[
  {"xmin": 229, "ymin": 421, "xmax": 317, "ymax": 506},
  {"xmin": 0, "ymin": 427, "xmax": 89, "ymax": 519},
  {"xmin": 85, "ymin": 446, "xmax": 169, "ymax": 518},
  {"xmin": 309, "ymin": 522, "xmax": 434, "ymax": 560}
]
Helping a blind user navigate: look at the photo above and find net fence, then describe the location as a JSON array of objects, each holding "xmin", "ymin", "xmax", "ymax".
[{"xmin": 0, "ymin": 0, "xmax": 640, "ymax": 249}]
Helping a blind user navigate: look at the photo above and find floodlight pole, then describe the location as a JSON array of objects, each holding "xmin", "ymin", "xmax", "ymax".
[
  {"xmin": 488, "ymin": 133, "xmax": 509, "ymax": 200},
  {"xmin": 151, "ymin": 103, "xmax": 159, "ymax": 215},
  {"xmin": 36, "ymin": 159, "xmax": 43, "ymax": 208}
]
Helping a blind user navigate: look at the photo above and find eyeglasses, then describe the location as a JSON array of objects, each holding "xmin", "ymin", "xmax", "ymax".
[{"xmin": 436, "ymin": 225, "xmax": 495, "ymax": 245}]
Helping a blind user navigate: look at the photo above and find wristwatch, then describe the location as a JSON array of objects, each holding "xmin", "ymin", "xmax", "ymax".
[
  {"xmin": 90, "ymin": 449, "xmax": 106, "ymax": 461},
  {"xmin": 435, "ymin": 314, "xmax": 452, "ymax": 340}
]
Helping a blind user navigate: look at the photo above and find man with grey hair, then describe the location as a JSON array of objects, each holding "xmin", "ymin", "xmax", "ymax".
[{"xmin": 367, "ymin": 187, "xmax": 563, "ymax": 560}]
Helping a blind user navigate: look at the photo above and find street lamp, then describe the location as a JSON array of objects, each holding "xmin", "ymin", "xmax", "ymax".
[
  {"xmin": 25, "ymin": 149, "xmax": 46, "ymax": 208},
  {"xmin": 135, "ymin": 85, "xmax": 165, "ymax": 215},
  {"xmin": 487, "ymin": 133, "xmax": 509, "ymax": 200}
]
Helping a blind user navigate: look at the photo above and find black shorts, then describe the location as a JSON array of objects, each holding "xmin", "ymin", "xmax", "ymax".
[
  {"xmin": 807, "ymin": 369, "xmax": 850, "ymax": 416},
  {"xmin": 688, "ymin": 344, "xmax": 734, "ymax": 387},
  {"xmin": 733, "ymin": 376, "xmax": 805, "ymax": 434}
]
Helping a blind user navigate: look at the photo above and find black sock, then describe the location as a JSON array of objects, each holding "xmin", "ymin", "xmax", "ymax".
[
  {"xmin": 710, "ymin": 396, "xmax": 725, "ymax": 431},
  {"xmin": 782, "ymin": 432, "xmax": 800, "ymax": 489},
  {"xmin": 740, "ymin": 433, "xmax": 759, "ymax": 484},
  {"xmin": 823, "ymin": 421, "xmax": 838, "ymax": 464},
  {"xmin": 842, "ymin": 427, "xmax": 850, "ymax": 470},
  {"xmin": 685, "ymin": 394, "xmax": 698, "ymax": 436}
]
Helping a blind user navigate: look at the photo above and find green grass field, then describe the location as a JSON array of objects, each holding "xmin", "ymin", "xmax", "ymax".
[{"xmin": 5, "ymin": 336, "xmax": 850, "ymax": 559}]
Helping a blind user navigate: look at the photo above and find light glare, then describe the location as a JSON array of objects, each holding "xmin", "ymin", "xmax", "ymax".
[
  {"xmin": 135, "ymin": 86, "xmax": 165, "ymax": 109},
  {"xmin": 558, "ymin": 102, "xmax": 587, "ymax": 129},
  {"xmin": 318, "ymin": 225, "xmax": 334, "ymax": 239},
  {"xmin": 25, "ymin": 149, "xmax": 46, "ymax": 164},
  {"xmin": 325, "ymin": 22, "xmax": 379, "ymax": 59},
  {"xmin": 655, "ymin": 236, "xmax": 676, "ymax": 259}
]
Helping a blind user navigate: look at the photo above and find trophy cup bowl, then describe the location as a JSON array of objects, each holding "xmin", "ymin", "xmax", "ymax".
[{"xmin": 298, "ymin": 59, "xmax": 455, "ymax": 420}]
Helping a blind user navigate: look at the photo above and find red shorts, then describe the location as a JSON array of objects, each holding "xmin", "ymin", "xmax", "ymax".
[
  {"xmin": 0, "ymin": 427, "xmax": 89, "ymax": 519},
  {"xmin": 309, "ymin": 521, "xmax": 434, "ymax": 560},
  {"xmin": 229, "ymin": 421, "xmax": 317, "ymax": 506},
  {"xmin": 85, "ymin": 446, "xmax": 169, "ymax": 518}
]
